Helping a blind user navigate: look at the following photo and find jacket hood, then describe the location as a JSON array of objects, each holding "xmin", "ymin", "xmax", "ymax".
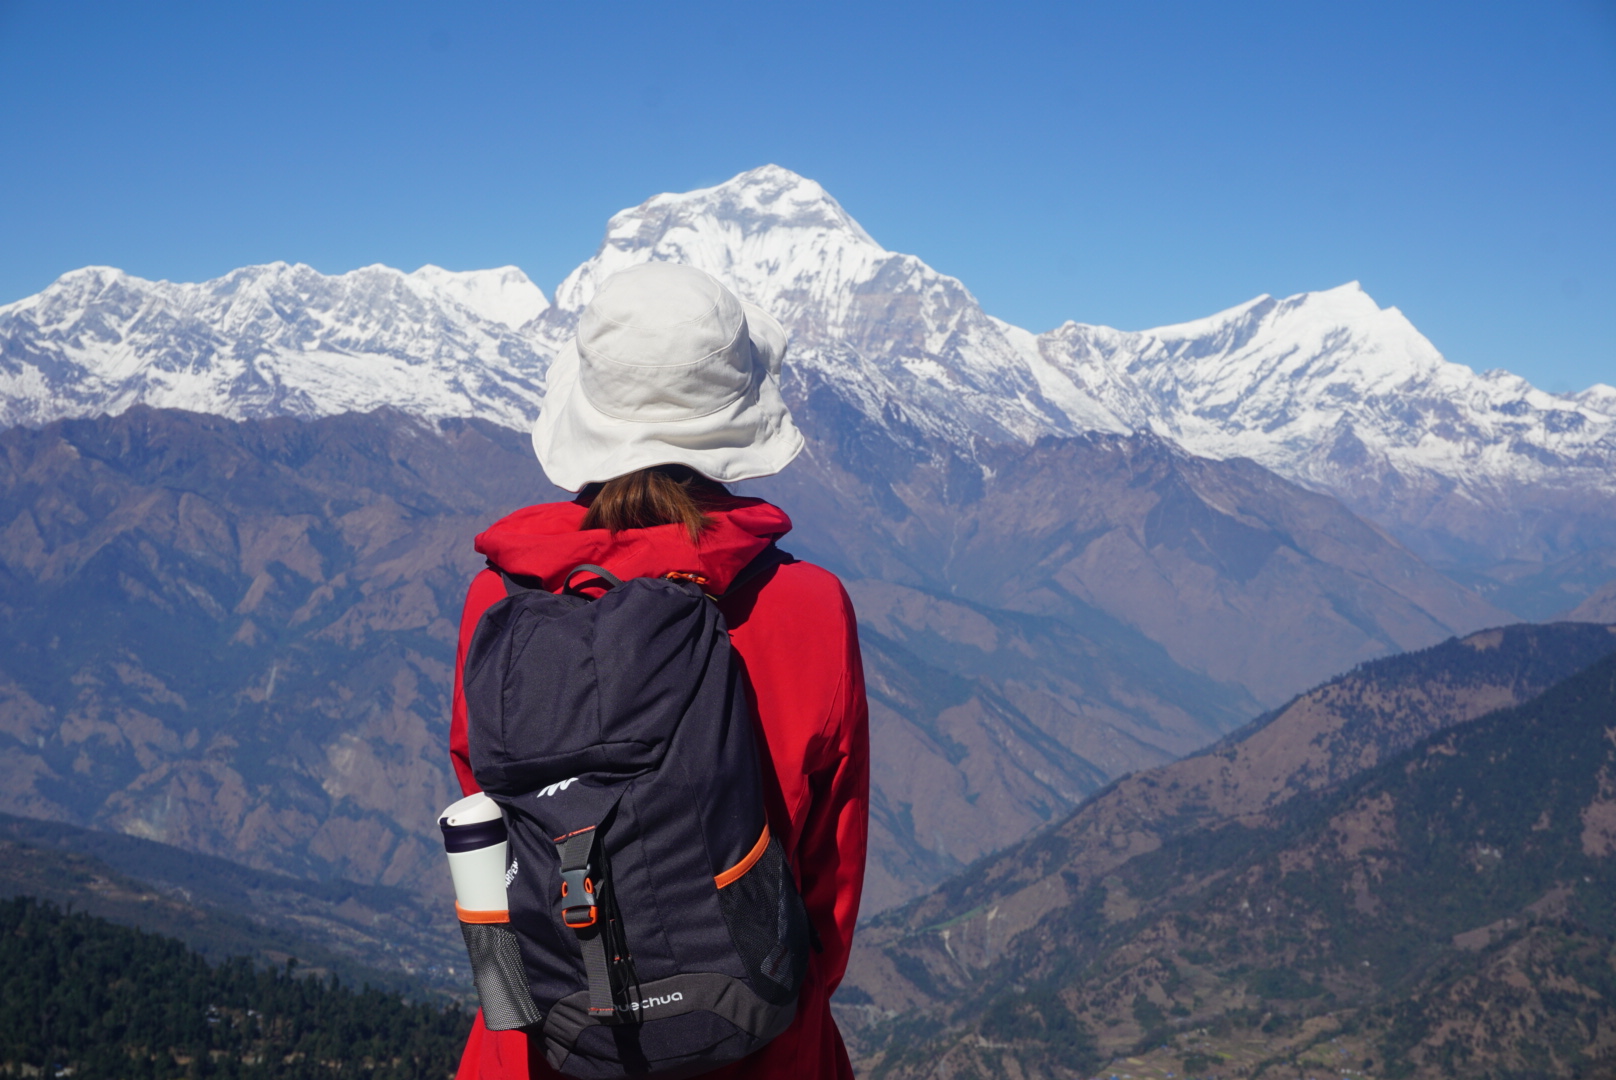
[{"xmin": 474, "ymin": 496, "xmax": 792, "ymax": 594}]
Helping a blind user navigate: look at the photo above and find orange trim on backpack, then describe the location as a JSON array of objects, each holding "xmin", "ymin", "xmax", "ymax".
[
  {"xmin": 663, "ymin": 571, "xmax": 710, "ymax": 586},
  {"xmin": 714, "ymin": 824, "xmax": 770, "ymax": 889},
  {"xmin": 562, "ymin": 905, "xmax": 598, "ymax": 929},
  {"xmin": 455, "ymin": 903, "xmax": 510, "ymax": 924}
]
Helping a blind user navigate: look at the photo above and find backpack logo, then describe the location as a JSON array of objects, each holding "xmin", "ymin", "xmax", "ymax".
[
  {"xmin": 536, "ymin": 777, "xmax": 579, "ymax": 799},
  {"xmin": 622, "ymin": 991, "xmax": 684, "ymax": 1013},
  {"xmin": 504, "ymin": 857, "xmax": 519, "ymax": 889}
]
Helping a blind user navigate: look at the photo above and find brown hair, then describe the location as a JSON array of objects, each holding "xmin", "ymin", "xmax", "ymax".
[{"xmin": 579, "ymin": 465, "xmax": 730, "ymax": 542}]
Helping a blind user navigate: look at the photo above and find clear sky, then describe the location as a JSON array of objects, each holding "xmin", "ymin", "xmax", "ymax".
[{"xmin": 2, "ymin": 0, "xmax": 1612, "ymax": 392}]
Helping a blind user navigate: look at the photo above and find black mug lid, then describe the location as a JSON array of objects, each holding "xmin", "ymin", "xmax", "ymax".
[{"xmin": 440, "ymin": 815, "xmax": 508, "ymax": 853}]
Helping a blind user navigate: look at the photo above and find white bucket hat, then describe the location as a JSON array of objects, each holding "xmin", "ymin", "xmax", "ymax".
[{"xmin": 532, "ymin": 263, "xmax": 805, "ymax": 492}]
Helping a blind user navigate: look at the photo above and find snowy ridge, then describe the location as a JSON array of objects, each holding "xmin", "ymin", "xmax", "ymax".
[
  {"xmin": 2, "ymin": 165, "xmax": 1612, "ymax": 519},
  {"xmin": 406, "ymin": 264, "xmax": 549, "ymax": 329},
  {"xmin": 1039, "ymin": 284, "xmax": 1616, "ymax": 500},
  {"xmin": 0, "ymin": 262, "xmax": 550, "ymax": 430},
  {"xmin": 538, "ymin": 166, "xmax": 1615, "ymax": 505}
]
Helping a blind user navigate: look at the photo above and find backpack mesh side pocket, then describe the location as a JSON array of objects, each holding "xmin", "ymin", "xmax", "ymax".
[
  {"xmin": 460, "ymin": 920, "xmax": 543, "ymax": 1030},
  {"xmin": 716, "ymin": 836, "xmax": 811, "ymax": 1006}
]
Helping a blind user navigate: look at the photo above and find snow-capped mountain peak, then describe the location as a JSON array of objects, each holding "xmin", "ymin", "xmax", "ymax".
[
  {"xmin": 1572, "ymin": 384, "xmax": 1616, "ymax": 415},
  {"xmin": 625, "ymin": 165, "xmax": 880, "ymax": 249},
  {"xmin": 1036, "ymin": 278, "xmax": 1615, "ymax": 512},
  {"xmin": 406, "ymin": 265, "xmax": 548, "ymax": 329},
  {"xmin": 552, "ymin": 164, "xmax": 890, "ymax": 323},
  {"xmin": 544, "ymin": 164, "xmax": 1083, "ymax": 445}
]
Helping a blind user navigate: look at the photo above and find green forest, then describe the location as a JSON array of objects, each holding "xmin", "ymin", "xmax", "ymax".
[{"xmin": 0, "ymin": 898, "xmax": 472, "ymax": 1080}]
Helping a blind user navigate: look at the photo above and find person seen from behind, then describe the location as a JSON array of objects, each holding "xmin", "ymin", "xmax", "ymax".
[{"xmin": 448, "ymin": 263, "xmax": 869, "ymax": 1079}]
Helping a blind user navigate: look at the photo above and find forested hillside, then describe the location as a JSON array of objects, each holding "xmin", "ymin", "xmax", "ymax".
[
  {"xmin": 0, "ymin": 813, "xmax": 463, "ymax": 998},
  {"xmin": 0, "ymin": 898, "xmax": 470, "ymax": 1080},
  {"xmin": 847, "ymin": 631, "xmax": 1616, "ymax": 1079}
]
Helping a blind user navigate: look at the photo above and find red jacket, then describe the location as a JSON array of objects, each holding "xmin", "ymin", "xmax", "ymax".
[{"xmin": 449, "ymin": 497, "xmax": 869, "ymax": 1080}]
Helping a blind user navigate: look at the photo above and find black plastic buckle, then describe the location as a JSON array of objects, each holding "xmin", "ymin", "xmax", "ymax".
[{"xmin": 560, "ymin": 866, "xmax": 597, "ymax": 929}]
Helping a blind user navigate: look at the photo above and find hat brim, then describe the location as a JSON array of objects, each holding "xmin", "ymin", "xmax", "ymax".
[
  {"xmin": 531, "ymin": 310, "xmax": 804, "ymax": 492},
  {"xmin": 741, "ymin": 301, "xmax": 787, "ymax": 377}
]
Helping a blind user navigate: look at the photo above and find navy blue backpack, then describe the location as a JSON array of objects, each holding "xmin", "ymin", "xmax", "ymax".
[{"xmin": 462, "ymin": 553, "xmax": 811, "ymax": 1079}]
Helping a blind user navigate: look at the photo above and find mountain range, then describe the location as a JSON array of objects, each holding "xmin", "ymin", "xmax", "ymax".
[
  {"xmin": 5, "ymin": 166, "xmax": 1614, "ymax": 605},
  {"xmin": 0, "ymin": 395, "xmax": 1524, "ymax": 913},
  {"xmin": 1, "ymin": 166, "xmax": 1613, "ymax": 932}
]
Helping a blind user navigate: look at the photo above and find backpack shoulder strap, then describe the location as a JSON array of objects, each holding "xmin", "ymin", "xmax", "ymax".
[
  {"xmin": 555, "ymin": 826, "xmax": 617, "ymax": 1018},
  {"xmin": 484, "ymin": 561, "xmax": 624, "ymax": 598},
  {"xmin": 487, "ymin": 549, "xmax": 779, "ymax": 600},
  {"xmin": 486, "ymin": 562, "xmax": 543, "ymax": 597},
  {"xmin": 718, "ymin": 544, "xmax": 793, "ymax": 599}
]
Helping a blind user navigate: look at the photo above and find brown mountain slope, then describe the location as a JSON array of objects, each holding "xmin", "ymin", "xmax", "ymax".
[
  {"xmin": 0, "ymin": 407, "xmax": 1251, "ymax": 913},
  {"xmin": 1458, "ymin": 545, "xmax": 1616, "ymax": 621},
  {"xmin": 753, "ymin": 422, "xmax": 1506, "ymax": 708},
  {"xmin": 848, "ymin": 635, "xmax": 1616, "ymax": 1080},
  {"xmin": 848, "ymin": 577, "xmax": 1259, "ymax": 909},
  {"xmin": 750, "ymin": 411, "xmax": 1513, "ymax": 900},
  {"xmin": 841, "ymin": 621, "xmax": 1616, "ymax": 1018},
  {"xmin": 0, "ymin": 408, "xmax": 546, "ymax": 894},
  {"xmin": 0, "ymin": 404, "xmax": 1514, "ymax": 914},
  {"xmin": 1568, "ymin": 576, "xmax": 1616, "ymax": 623}
]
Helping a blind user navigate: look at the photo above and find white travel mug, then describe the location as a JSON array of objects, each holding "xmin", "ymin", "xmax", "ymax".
[
  {"xmin": 440, "ymin": 791, "xmax": 540, "ymax": 1029},
  {"xmin": 439, "ymin": 791, "xmax": 510, "ymax": 918}
]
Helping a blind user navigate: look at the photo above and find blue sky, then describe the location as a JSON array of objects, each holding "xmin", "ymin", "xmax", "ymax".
[{"xmin": 1, "ymin": 0, "xmax": 1612, "ymax": 392}]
